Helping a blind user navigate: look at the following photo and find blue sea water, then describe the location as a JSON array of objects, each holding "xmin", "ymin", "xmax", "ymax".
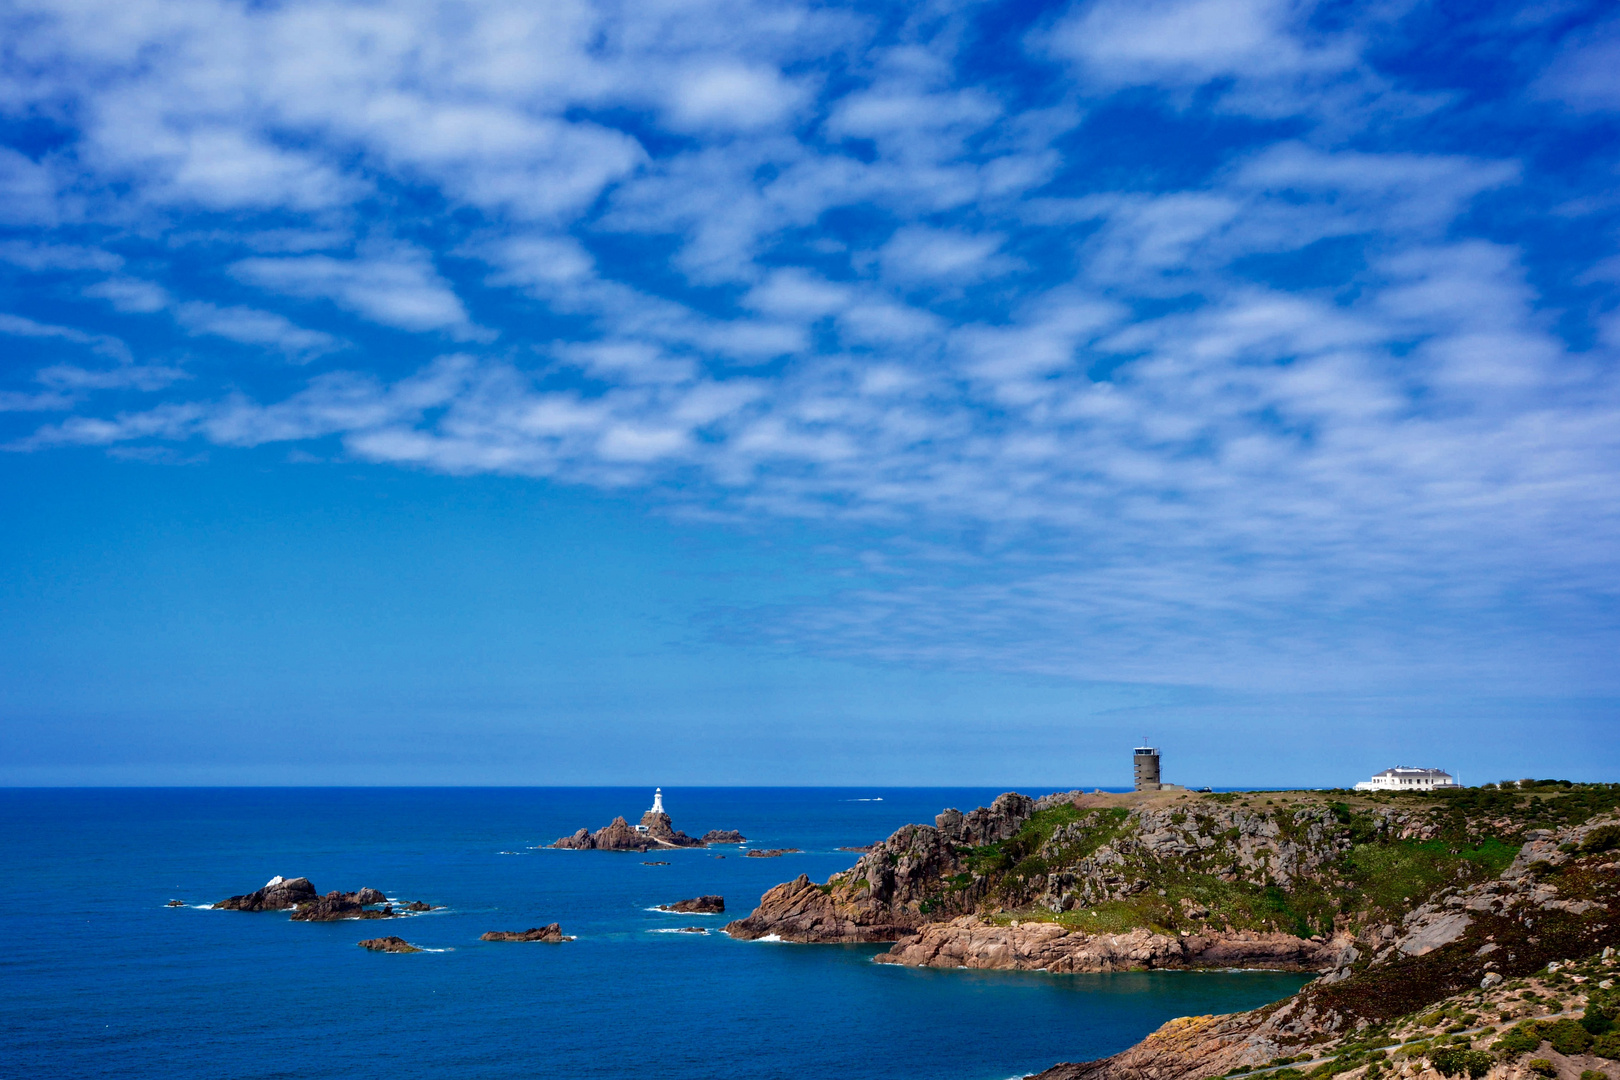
[{"xmin": 1, "ymin": 788, "xmax": 1312, "ymax": 1080}]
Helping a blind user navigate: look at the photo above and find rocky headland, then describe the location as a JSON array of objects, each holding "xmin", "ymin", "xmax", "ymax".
[
  {"xmin": 480, "ymin": 924, "xmax": 573, "ymax": 942},
  {"xmin": 358, "ymin": 936, "xmax": 421, "ymax": 953},
  {"xmin": 1033, "ymin": 806, "xmax": 1620, "ymax": 1080},
  {"xmin": 552, "ymin": 810, "xmax": 746, "ymax": 852},
  {"xmin": 726, "ymin": 781, "xmax": 1620, "ymax": 1079},
  {"xmin": 658, "ymin": 895, "xmax": 725, "ymax": 913}
]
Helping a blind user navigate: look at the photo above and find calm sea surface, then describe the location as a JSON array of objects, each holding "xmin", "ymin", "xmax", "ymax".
[{"xmin": 0, "ymin": 788, "xmax": 1311, "ymax": 1080}]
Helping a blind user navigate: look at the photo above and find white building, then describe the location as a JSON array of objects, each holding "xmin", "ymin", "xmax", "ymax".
[
  {"xmin": 1355, "ymin": 766, "xmax": 1459, "ymax": 791},
  {"xmin": 650, "ymin": 787, "xmax": 665, "ymax": 815}
]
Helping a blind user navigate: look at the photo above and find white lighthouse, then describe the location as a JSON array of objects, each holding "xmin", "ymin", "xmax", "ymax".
[{"xmin": 649, "ymin": 787, "xmax": 665, "ymax": 815}]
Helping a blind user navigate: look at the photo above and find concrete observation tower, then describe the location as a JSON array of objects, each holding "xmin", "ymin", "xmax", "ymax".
[{"xmin": 1134, "ymin": 745, "xmax": 1161, "ymax": 791}]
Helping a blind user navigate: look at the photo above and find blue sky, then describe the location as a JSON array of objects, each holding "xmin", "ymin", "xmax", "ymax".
[{"xmin": 1, "ymin": 0, "xmax": 1617, "ymax": 786}]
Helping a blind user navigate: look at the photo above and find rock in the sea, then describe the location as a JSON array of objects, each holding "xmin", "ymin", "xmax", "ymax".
[
  {"xmin": 355, "ymin": 888, "xmax": 386, "ymax": 905},
  {"xmin": 166, "ymin": 899, "xmax": 185, "ymax": 907},
  {"xmin": 480, "ymin": 924, "xmax": 573, "ymax": 942},
  {"xmin": 289, "ymin": 890, "xmax": 393, "ymax": 922},
  {"xmin": 744, "ymin": 848, "xmax": 801, "ymax": 858},
  {"xmin": 642, "ymin": 860, "xmax": 670, "ymax": 866},
  {"xmin": 658, "ymin": 895, "xmax": 725, "ymax": 913},
  {"xmin": 675, "ymin": 926, "xmax": 707, "ymax": 934},
  {"xmin": 358, "ymin": 936, "xmax": 421, "ymax": 953},
  {"xmin": 215, "ymin": 875, "xmax": 320, "ymax": 911},
  {"xmin": 551, "ymin": 810, "xmax": 741, "ymax": 851},
  {"xmin": 403, "ymin": 901, "xmax": 431, "ymax": 912}
]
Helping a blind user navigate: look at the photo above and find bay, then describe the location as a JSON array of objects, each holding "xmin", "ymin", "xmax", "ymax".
[{"xmin": 0, "ymin": 788, "xmax": 1311, "ymax": 1080}]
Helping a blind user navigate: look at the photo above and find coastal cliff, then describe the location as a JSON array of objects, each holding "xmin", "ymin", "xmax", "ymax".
[
  {"xmin": 1034, "ymin": 807, "xmax": 1620, "ymax": 1080},
  {"xmin": 729, "ymin": 783, "xmax": 1620, "ymax": 980}
]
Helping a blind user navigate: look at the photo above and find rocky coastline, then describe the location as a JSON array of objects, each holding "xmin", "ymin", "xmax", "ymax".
[
  {"xmin": 876, "ymin": 918, "xmax": 1346, "ymax": 973},
  {"xmin": 1032, "ymin": 809, "xmax": 1620, "ymax": 1080},
  {"xmin": 725, "ymin": 783, "xmax": 1620, "ymax": 1080}
]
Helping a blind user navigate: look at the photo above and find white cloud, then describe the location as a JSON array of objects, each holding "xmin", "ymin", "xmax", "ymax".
[
  {"xmin": 174, "ymin": 302, "xmax": 345, "ymax": 361},
  {"xmin": 1044, "ymin": 0, "xmax": 1356, "ymax": 89},
  {"xmin": 879, "ymin": 226, "xmax": 1018, "ymax": 285},
  {"xmin": 666, "ymin": 64, "xmax": 807, "ymax": 131},
  {"xmin": 0, "ymin": 312, "xmax": 131, "ymax": 362},
  {"xmin": 230, "ymin": 243, "xmax": 488, "ymax": 339},
  {"xmin": 85, "ymin": 278, "xmax": 171, "ymax": 314},
  {"xmin": 1536, "ymin": 22, "xmax": 1620, "ymax": 112},
  {"xmin": 0, "ymin": 148, "xmax": 61, "ymax": 225}
]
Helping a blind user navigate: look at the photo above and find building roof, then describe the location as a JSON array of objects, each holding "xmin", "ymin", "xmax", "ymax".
[{"xmin": 1373, "ymin": 766, "xmax": 1453, "ymax": 778}]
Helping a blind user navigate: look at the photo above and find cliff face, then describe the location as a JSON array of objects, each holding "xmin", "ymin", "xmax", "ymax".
[
  {"xmin": 1034, "ymin": 810, "xmax": 1620, "ymax": 1080},
  {"xmin": 724, "ymin": 792, "xmax": 1035, "ymax": 942}
]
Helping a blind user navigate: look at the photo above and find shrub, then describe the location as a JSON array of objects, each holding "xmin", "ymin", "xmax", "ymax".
[
  {"xmin": 1431, "ymin": 1048, "xmax": 1494, "ymax": 1078},
  {"xmin": 1579, "ymin": 824, "xmax": 1620, "ymax": 854},
  {"xmin": 1579, "ymin": 1071, "xmax": 1609, "ymax": 1080},
  {"xmin": 1495, "ymin": 1023, "xmax": 1543, "ymax": 1055},
  {"xmin": 1586, "ymin": 1013, "xmax": 1616, "ymax": 1037},
  {"xmin": 1595, "ymin": 1031, "xmax": 1620, "ymax": 1060},
  {"xmin": 1548, "ymin": 1019, "xmax": 1597, "ymax": 1055},
  {"xmin": 1528, "ymin": 1060, "xmax": 1557, "ymax": 1077}
]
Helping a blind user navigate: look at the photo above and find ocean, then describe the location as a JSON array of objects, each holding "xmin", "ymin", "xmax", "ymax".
[{"xmin": 1, "ymin": 787, "xmax": 1312, "ymax": 1079}]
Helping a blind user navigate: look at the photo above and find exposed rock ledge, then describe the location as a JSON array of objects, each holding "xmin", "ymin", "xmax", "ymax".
[
  {"xmin": 875, "ymin": 916, "xmax": 1346, "ymax": 973},
  {"xmin": 359, "ymin": 936, "xmax": 420, "ymax": 953}
]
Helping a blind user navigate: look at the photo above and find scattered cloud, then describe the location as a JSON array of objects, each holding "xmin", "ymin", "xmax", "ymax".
[{"xmin": 1, "ymin": 0, "xmax": 1618, "ymax": 690}]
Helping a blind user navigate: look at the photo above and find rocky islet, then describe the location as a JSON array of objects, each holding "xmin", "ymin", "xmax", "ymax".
[
  {"xmin": 480, "ymin": 925, "xmax": 573, "ymax": 943},
  {"xmin": 214, "ymin": 876, "xmax": 430, "ymax": 921},
  {"xmin": 552, "ymin": 808, "xmax": 747, "ymax": 853},
  {"xmin": 658, "ymin": 895, "xmax": 725, "ymax": 913}
]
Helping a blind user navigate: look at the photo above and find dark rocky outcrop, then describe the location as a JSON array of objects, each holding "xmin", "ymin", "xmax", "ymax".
[
  {"xmin": 744, "ymin": 848, "xmax": 801, "ymax": 858},
  {"xmin": 551, "ymin": 809, "xmax": 743, "ymax": 852},
  {"xmin": 725, "ymin": 792, "xmax": 1035, "ymax": 942},
  {"xmin": 358, "ymin": 936, "xmax": 420, "ymax": 953},
  {"xmin": 658, "ymin": 895, "xmax": 725, "ymax": 913},
  {"xmin": 215, "ymin": 876, "xmax": 423, "ymax": 920},
  {"xmin": 166, "ymin": 899, "xmax": 185, "ymax": 907},
  {"xmin": 675, "ymin": 926, "xmax": 707, "ymax": 934},
  {"xmin": 289, "ymin": 891, "xmax": 396, "ymax": 922},
  {"xmin": 480, "ymin": 924, "xmax": 573, "ymax": 942},
  {"xmin": 215, "ymin": 875, "xmax": 319, "ymax": 911}
]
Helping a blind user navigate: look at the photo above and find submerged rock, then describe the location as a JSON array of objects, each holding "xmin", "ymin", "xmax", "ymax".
[
  {"xmin": 480, "ymin": 924, "xmax": 573, "ymax": 943},
  {"xmin": 358, "ymin": 936, "xmax": 420, "ymax": 953},
  {"xmin": 658, "ymin": 895, "xmax": 725, "ymax": 913}
]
